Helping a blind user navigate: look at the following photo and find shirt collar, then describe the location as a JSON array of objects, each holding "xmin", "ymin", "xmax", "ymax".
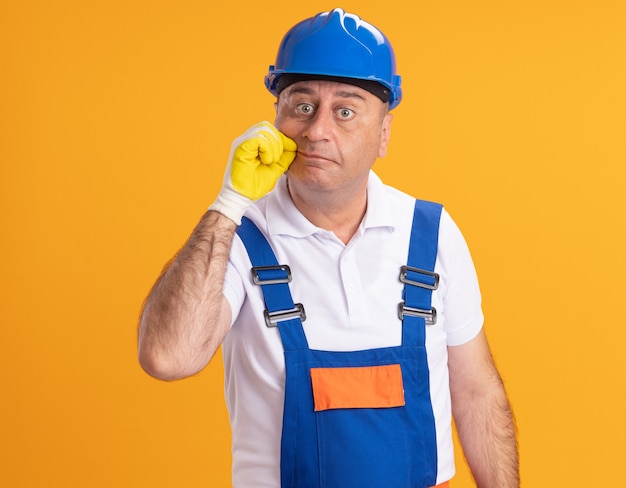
[{"xmin": 266, "ymin": 171, "xmax": 396, "ymax": 237}]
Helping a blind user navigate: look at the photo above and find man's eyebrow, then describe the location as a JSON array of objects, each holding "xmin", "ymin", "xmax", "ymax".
[
  {"xmin": 289, "ymin": 86, "xmax": 315, "ymax": 96},
  {"xmin": 335, "ymin": 90, "xmax": 367, "ymax": 101}
]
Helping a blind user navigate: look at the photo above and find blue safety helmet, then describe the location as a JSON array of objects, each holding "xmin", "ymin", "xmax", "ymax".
[{"xmin": 265, "ymin": 8, "xmax": 402, "ymax": 110}]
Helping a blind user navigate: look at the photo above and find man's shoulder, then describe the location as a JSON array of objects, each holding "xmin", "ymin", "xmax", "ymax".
[
  {"xmin": 377, "ymin": 181, "xmax": 444, "ymax": 216},
  {"xmin": 372, "ymin": 172, "xmax": 442, "ymax": 207}
]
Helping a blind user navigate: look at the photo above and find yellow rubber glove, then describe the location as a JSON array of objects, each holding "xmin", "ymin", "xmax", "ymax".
[{"xmin": 209, "ymin": 121, "xmax": 297, "ymax": 224}]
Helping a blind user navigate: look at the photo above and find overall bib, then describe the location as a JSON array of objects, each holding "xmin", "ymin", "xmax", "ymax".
[{"xmin": 236, "ymin": 200, "xmax": 445, "ymax": 488}]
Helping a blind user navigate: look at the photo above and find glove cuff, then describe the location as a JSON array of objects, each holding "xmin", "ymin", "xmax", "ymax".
[{"xmin": 208, "ymin": 188, "xmax": 253, "ymax": 225}]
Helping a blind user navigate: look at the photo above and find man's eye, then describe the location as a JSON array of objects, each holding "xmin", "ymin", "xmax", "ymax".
[
  {"xmin": 338, "ymin": 108, "xmax": 354, "ymax": 118},
  {"xmin": 297, "ymin": 103, "xmax": 314, "ymax": 114}
]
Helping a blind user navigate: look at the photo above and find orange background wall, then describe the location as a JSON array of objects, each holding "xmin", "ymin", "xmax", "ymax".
[{"xmin": 2, "ymin": 1, "xmax": 625, "ymax": 486}]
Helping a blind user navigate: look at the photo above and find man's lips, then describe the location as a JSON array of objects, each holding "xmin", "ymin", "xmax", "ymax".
[{"xmin": 296, "ymin": 150, "xmax": 334, "ymax": 163}]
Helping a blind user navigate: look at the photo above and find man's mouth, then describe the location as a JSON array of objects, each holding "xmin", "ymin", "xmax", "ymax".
[{"xmin": 297, "ymin": 150, "xmax": 333, "ymax": 163}]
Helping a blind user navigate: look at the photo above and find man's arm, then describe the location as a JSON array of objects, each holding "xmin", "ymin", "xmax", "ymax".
[
  {"xmin": 448, "ymin": 329, "xmax": 520, "ymax": 487},
  {"xmin": 138, "ymin": 210, "xmax": 236, "ymax": 380},
  {"xmin": 137, "ymin": 121, "xmax": 296, "ymax": 381}
]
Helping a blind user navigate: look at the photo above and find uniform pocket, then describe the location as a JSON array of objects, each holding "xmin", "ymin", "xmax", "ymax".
[
  {"xmin": 309, "ymin": 360, "xmax": 438, "ymax": 488},
  {"xmin": 311, "ymin": 364, "xmax": 412, "ymax": 487},
  {"xmin": 310, "ymin": 364, "xmax": 405, "ymax": 411}
]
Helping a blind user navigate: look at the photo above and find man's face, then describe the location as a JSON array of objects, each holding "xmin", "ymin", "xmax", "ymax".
[{"xmin": 274, "ymin": 79, "xmax": 393, "ymax": 196}]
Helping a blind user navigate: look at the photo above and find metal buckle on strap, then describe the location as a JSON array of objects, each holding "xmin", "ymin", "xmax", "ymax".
[
  {"xmin": 252, "ymin": 265, "xmax": 292, "ymax": 285},
  {"xmin": 264, "ymin": 303, "xmax": 306, "ymax": 328},
  {"xmin": 399, "ymin": 265, "xmax": 439, "ymax": 290},
  {"xmin": 397, "ymin": 302, "xmax": 437, "ymax": 325}
]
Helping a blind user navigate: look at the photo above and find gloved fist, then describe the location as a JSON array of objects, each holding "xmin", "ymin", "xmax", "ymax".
[{"xmin": 209, "ymin": 121, "xmax": 297, "ymax": 224}]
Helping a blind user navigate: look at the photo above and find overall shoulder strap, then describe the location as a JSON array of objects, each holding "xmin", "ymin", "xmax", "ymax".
[
  {"xmin": 400, "ymin": 200, "xmax": 443, "ymax": 346},
  {"xmin": 236, "ymin": 217, "xmax": 308, "ymax": 350}
]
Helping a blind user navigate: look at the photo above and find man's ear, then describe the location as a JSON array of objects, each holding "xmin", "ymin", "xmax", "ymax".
[{"xmin": 378, "ymin": 112, "xmax": 394, "ymax": 158}]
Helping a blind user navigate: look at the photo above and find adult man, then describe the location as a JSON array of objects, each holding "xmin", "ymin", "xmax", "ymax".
[{"xmin": 138, "ymin": 8, "xmax": 519, "ymax": 488}]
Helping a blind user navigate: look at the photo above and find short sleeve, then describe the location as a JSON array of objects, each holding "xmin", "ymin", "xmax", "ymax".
[{"xmin": 437, "ymin": 209, "xmax": 484, "ymax": 346}]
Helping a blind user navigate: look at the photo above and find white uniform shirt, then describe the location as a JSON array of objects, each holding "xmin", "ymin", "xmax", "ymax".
[{"xmin": 222, "ymin": 171, "xmax": 484, "ymax": 487}]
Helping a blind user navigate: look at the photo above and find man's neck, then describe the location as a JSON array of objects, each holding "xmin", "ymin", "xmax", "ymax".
[{"xmin": 286, "ymin": 179, "xmax": 368, "ymax": 245}]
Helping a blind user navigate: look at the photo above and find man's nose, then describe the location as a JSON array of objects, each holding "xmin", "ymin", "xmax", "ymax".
[{"xmin": 302, "ymin": 109, "xmax": 332, "ymax": 142}]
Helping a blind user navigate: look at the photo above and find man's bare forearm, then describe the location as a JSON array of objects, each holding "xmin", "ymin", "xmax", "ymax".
[
  {"xmin": 453, "ymin": 376, "xmax": 519, "ymax": 487},
  {"xmin": 448, "ymin": 331, "xmax": 520, "ymax": 487},
  {"xmin": 138, "ymin": 210, "xmax": 237, "ymax": 380}
]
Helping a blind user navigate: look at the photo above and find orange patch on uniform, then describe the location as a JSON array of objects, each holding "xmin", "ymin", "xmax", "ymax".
[{"xmin": 310, "ymin": 364, "xmax": 405, "ymax": 411}]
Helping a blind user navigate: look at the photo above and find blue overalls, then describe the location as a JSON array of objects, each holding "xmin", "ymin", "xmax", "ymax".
[{"xmin": 236, "ymin": 200, "xmax": 443, "ymax": 488}]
